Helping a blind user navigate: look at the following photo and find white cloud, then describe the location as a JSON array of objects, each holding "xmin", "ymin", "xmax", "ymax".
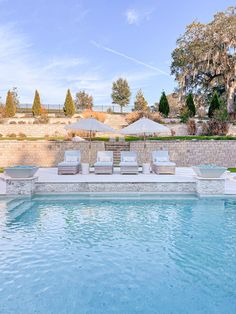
[{"xmin": 125, "ymin": 8, "xmax": 153, "ymax": 25}]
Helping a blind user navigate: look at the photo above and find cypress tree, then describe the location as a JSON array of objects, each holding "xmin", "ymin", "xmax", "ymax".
[
  {"xmin": 208, "ymin": 92, "xmax": 221, "ymax": 118},
  {"xmin": 158, "ymin": 91, "xmax": 169, "ymax": 117},
  {"xmin": 5, "ymin": 90, "xmax": 16, "ymax": 117},
  {"xmin": 134, "ymin": 89, "xmax": 148, "ymax": 111},
  {"xmin": 32, "ymin": 90, "xmax": 42, "ymax": 116},
  {"xmin": 186, "ymin": 93, "xmax": 196, "ymax": 117},
  {"xmin": 63, "ymin": 89, "xmax": 75, "ymax": 117}
]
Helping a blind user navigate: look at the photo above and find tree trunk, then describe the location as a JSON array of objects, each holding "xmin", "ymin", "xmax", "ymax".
[{"xmin": 227, "ymin": 81, "xmax": 236, "ymax": 113}]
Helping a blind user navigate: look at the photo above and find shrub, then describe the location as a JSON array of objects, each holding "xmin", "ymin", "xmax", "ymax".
[
  {"xmin": 9, "ymin": 121, "xmax": 17, "ymax": 124},
  {"xmin": 201, "ymin": 122, "xmax": 209, "ymax": 135},
  {"xmin": 63, "ymin": 89, "xmax": 75, "ymax": 117},
  {"xmin": 32, "ymin": 90, "xmax": 42, "ymax": 116},
  {"xmin": 158, "ymin": 91, "xmax": 169, "ymax": 117},
  {"xmin": 180, "ymin": 107, "xmax": 191, "ymax": 123},
  {"xmin": 0, "ymin": 133, "xmax": 3, "ymax": 138},
  {"xmin": 207, "ymin": 119, "xmax": 229, "ymax": 136},
  {"xmin": 107, "ymin": 107, "xmax": 113, "ymax": 114},
  {"xmin": 82, "ymin": 110, "xmax": 106, "ymax": 122},
  {"xmin": 5, "ymin": 90, "xmax": 16, "ymax": 117},
  {"xmin": 187, "ymin": 119, "xmax": 197, "ymax": 135},
  {"xmin": 7, "ymin": 133, "xmax": 16, "ymax": 138},
  {"xmin": 18, "ymin": 121, "xmax": 26, "ymax": 124},
  {"xmin": 66, "ymin": 130, "xmax": 95, "ymax": 139},
  {"xmin": 18, "ymin": 132, "xmax": 27, "ymax": 138},
  {"xmin": 186, "ymin": 93, "xmax": 196, "ymax": 117},
  {"xmin": 0, "ymin": 105, "xmax": 6, "ymax": 118},
  {"xmin": 208, "ymin": 92, "xmax": 221, "ymax": 118},
  {"xmin": 125, "ymin": 111, "xmax": 162, "ymax": 125}
]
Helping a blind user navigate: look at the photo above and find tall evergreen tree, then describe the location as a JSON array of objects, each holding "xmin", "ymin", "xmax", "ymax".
[
  {"xmin": 63, "ymin": 89, "xmax": 75, "ymax": 117},
  {"xmin": 186, "ymin": 93, "xmax": 196, "ymax": 117},
  {"xmin": 158, "ymin": 91, "xmax": 169, "ymax": 117},
  {"xmin": 111, "ymin": 78, "xmax": 131, "ymax": 113},
  {"xmin": 134, "ymin": 89, "xmax": 148, "ymax": 111},
  {"xmin": 5, "ymin": 90, "xmax": 16, "ymax": 117},
  {"xmin": 208, "ymin": 92, "xmax": 221, "ymax": 118},
  {"xmin": 32, "ymin": 90, "xmax": 42, "ymax": 116}
]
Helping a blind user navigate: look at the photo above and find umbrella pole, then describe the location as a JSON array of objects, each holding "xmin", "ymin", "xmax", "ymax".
[
  {"xmin": 144, "ymin": 133, "xmax": 147, "ymax": 162},
  {"xmin": 89, "ymin": 130, "xmax": 92, "ymax": 165}
]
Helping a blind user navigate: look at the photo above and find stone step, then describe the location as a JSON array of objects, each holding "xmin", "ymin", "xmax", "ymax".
[{"xmin": 105, "ymin": 142, "xmax": 130, "ymax": 164}]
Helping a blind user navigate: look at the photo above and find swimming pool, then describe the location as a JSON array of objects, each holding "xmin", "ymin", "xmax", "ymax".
[{"xmin": 0, "ymin": 195, "xmax": 236, "ymax": 313}]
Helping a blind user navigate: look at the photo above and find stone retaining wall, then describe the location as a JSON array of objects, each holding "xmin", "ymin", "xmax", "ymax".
[
  {"xmin": 130, "ymin": 141, "xmax": 236, "ymax": 167},
  {"xmin": 0, "ymin": 140, "xmax": 236, "ymax": 168},
  {"xmin": 0, "ymin": 141, "xmax": 105, "ymax": 167}
]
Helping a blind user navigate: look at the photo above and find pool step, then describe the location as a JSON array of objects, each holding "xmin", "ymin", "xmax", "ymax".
[{"xmin": 7, "ymin": 200, "xmax": 35, "ymax": 221}]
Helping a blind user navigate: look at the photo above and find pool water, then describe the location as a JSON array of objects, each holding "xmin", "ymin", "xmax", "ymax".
[{"xmin": 0, "ymin": 195, "xmax": 236, "ymax": 314}]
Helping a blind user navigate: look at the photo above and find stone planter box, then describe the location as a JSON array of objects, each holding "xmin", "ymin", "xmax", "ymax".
[
  {"xmin": 5, "ymin": 166, "xmax": 38, "ymax": 178},
  {"xmin": 192, "ymin": 165, "xmax": 226, "ymax": 178}
]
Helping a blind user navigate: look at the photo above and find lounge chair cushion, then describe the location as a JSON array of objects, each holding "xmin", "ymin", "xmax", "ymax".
[
  {"xmin": 154, "ymin": 157, "xmax": 169, "ymax": 162},
  {"xmin": 94, "ymin": 162, "xmax": 113, "ymax": 167},
  {"xmin": 99, "ymin": 156, "xmax": 112, "ymax": 162},
  {"xmin": 153, "ymin": 161, "xmax": 176, "ymax": 166},
  {"xmin": 119, "ymin": 161, "xmax": 138, "ymax": 166},
  {"xmin": 123, "ymin": 156, "xmax": 136, "ymax": 162},
  {"xmin": 58, "ymin": 161, "xmax": 80, "ymax": 167},
  {"xmin": 65, "ymin": 156, "xmax": 79, "ymax": 162}
]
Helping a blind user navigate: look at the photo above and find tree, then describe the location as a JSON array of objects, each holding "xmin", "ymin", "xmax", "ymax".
[
  {"xmin": 158, "ymin": 91, "xmax": 169, "ymax": 117},
  {"xmin": 11, "ymin": 87, "xmax": 20, "ymax": 108},
  {"xmin": 111, "ymin": 78, "xmax": 131, "ymax": 113},
  {"xmin": 32, "ymin": 90, "xmax": 42, "ymax": 116},
  {"xmin": 186, "ymin": 93, "xmax": 196, "ymax": 117},
  {"xmin": 63, "ymin": 89, "xmax": 75, "ymax": 117},
  {"xmin": 134, "ymin": 89, "xmax": 148, "ymax": 111},
  {"xmin": 208, "ymin": 92, "xmax": 221, "ymax": 118},
  {"xmin": 75, "ymin": 90, "xmax": 93, "ymax": 111},
  {"xmin": 171, "ymin": 7, "xmax": 236, "ymax": 113},
  {"xmin": 5, "ymin": 90, "xmax": 16, "ymax": 117}
]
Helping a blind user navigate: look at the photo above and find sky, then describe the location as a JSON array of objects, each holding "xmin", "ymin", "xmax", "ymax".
[{"xmin": 0, "ymin": 0, "xmax": 233, "ymax": 107}]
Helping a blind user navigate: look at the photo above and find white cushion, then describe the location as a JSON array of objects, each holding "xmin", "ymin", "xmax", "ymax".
[
  {"xmin": 99, "ymin": 156, "xmax": 112, "ymax": 162},
  {"xmin": 123, "ymin": 156, "xmax": 136, "ymax": 162},
  {"xmin": 155, "ymin": 157, "xmax": 169, "ymax": 162},
  {"xmin": 58, "ymin": 161, "xmax": 79, "ymax": 167},
  {"xmin": 153, "ymin": 161, "xmax": 176, "ymax": 166},
  {"xmin": 94, "ymin": 162, "xmax": 113, "ymax": 167},
  {"xmin": 65, "ymin": 156, "xmax": 78, "ymax": 162},
  {"xmin": 119, "ymin": 161, "xmax": 138, "ymax": 167}
]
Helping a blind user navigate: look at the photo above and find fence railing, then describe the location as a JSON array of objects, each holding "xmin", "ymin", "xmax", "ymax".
[{"xmin": 17, "ymin": 104, "xmax": 133, "ymax": 114}]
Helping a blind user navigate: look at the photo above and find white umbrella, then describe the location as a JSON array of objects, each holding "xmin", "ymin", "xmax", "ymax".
[
  {"xmin": 65, "ymin": 118, "xmax": 115, "ymax": 163},
  {"xmin": 120, "ymin": 117, "xmax": 170, "ymax": 143}
]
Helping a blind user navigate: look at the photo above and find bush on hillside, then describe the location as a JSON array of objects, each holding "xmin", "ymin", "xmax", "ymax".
[
  {"xmin": 187, "ymin": 119, "xmax": 197, "ymax": 135},
  {"xmin": 82, "ymin": 110, "xmax": 106, "ymax": 122},
  {"xmin": 125, "ymin": 111, "xmax": 162, "ymax": 125}
]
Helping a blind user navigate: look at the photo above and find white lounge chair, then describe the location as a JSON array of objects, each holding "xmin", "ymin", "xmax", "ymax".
[
  {"xmin": 119, "ymin": 151, "xmax": 139, "ymax": 175},
  {"xmin": 58, "ymin": 150, "xmax": 81, "ymax": 175},
  {"xmin": 151, "ymin": 150, "xmax": 176, "ymax": 174},
  {"xmin": 94, "ymin": 151, "xmax": 113, "ymax": 174}
]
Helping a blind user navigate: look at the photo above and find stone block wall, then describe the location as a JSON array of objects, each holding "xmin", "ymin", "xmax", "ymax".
[
  {"xmin": 130, "ymin": 141, "xmax": 236, "ymax": 167},
  {"xmin": 0, "ymin": 141, "xmax": 105, "ymax": 167}
]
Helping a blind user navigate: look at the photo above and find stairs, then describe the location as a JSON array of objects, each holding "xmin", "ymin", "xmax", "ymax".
[{"xmin": 105, "ymin": 142, "xmax": 130, "ymax": 165}]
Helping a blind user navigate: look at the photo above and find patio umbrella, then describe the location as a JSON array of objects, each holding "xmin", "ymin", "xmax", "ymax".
[
  {"xmin": 65, "ymin": 118, "xmax": 115, "ymax": 163},
  {"xmin": 120, "ymin": 117, "xmax": 170, "ymax": 145}
]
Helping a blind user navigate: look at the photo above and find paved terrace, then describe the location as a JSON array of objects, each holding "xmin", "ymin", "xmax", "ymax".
[{"xmin": 1, "ymin": 167, "xmax": 236, "ymax": 195}]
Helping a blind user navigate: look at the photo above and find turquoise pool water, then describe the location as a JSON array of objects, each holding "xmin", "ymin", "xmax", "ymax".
[{"xmin": 0, "ymin": 195, "xmax": 236, "ymax": 313}]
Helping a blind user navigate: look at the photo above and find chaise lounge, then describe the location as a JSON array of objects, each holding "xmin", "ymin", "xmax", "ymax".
[
  {"xmin": 58, "ymin": 150, "xmax": 81, "ymax": 175},
  {"xmin": 119, "ymin": 151, "xmax": 139, "ymax": 175},
  {"xmin": 94, "ymin": 151, "xmax": 113, "ymax": 174},
  {"xmin": 151, "ymin": 150, "xmax": 176, "ymax": 174}
]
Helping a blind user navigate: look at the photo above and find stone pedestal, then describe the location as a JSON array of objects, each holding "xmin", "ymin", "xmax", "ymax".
[
  {"xmin": 196, "ymin": 177, "xmax": 225, "ymax": 196},
  {"xmin": 6, "ymin": 177, "xmax": 38, "ymax": 195}
]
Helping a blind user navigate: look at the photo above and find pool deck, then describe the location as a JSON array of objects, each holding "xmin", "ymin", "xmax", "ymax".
[{"xmin": 1, "ymin": 167, "xmax": 236, "ymax": 196}]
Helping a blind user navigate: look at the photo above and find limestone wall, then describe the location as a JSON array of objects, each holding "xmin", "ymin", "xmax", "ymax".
[
  {"xmin": 0, "ymin": 140, "xmax": 236, "ymax": 168},
  {"xmin": 0, "ymin": 141, "xmax": 105, "ymax": 167},
  {"xmin": 130, "ymin": 141, "xmax": 236, "ymax": 167}
]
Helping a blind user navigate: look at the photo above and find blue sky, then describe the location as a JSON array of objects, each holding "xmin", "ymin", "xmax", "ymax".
[{"xmin": 0, "ymin": 0, "xmax": 233, "ymax": 106}]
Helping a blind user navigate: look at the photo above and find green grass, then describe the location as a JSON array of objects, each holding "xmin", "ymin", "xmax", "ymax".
[
  {"xmin": 125, "ymin": 135, "xmax": 236, "ymax": 141},
  {"xmin": 228, "ymin": 168, "xmax": 236, "ymax": 172},
  {"xmin": 0, "ymin": 167, "xmax": 4, "ymax": 173}
]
